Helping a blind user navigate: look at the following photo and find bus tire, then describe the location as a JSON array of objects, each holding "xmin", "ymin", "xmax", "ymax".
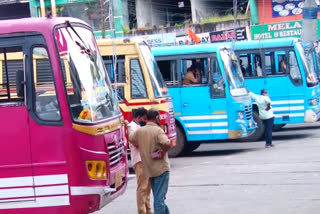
[
  {"xmin": 168, "ymin": 126, "xmax": 185, "ymax": 158},
  {"xmin": 184, "ymin": 142, "xmax": 201, "ymax": 154},
  {"xmin": 273, "ymin": 124, "xmax": 286, "ymax": 131},
  {"xmin": 242, "ymin": 111, "xmax": 265, "ymax": 142}
]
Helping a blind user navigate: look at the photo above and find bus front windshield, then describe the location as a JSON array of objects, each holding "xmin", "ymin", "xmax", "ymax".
[
  {"xmin": 297, "ymin": 42, "xmax": 318, "ymax": 87},
  {"xmin": 220, "ymin": 48, "xmax": 247, "ymax": 97},
  {"xmin": 55, "ymin": 25, "xmax": 120, "ymax": 123},
  {"xmin": 139, "ymin": 43, "xmax": 169, "ymax": 98}
]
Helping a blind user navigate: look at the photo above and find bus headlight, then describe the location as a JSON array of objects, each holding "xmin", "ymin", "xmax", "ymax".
[
  {"xmin": 161, "ymin": 124, "xmax": 168, "ymax": 134},
  {"xmin": 309, "ymin": 98, "xmax": 317, "ymax": 106},
  {"xmin": 237, "ymin": 111, "xmax": 244, "ymax": 120},
  {"xmin": 86, "ymin": 160, "xmax": 107, "ymax": 179}
]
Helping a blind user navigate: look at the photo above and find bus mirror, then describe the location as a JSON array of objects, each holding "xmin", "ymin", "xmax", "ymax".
[{"xmin": 16, "ymin": 70, "xmax": 25, "ymax": 98}]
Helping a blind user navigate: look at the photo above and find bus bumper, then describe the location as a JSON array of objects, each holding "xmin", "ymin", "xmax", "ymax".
[
  {"xmin": 305, "ymin": 108, "xmax": 320, "ymax": 123},
  {"xmin": 98, "ymin": 179, "xmax": 128, "ymax": 209},
  {"xmin": 229, "ymin": 119, "xmax": 257, "ymax": 139}
]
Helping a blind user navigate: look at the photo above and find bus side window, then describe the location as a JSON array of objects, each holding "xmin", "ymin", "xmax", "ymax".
[
  {"xmin": 252, "ymin": 54, "xmax": 263, "ymax": 77},
  {"xmin": 182, "ymin": 58, "xmax": 208, "ymax": 85},
  {"xmin": 0, "ymin": 47, "xmax": 24, "ymax": 103},
  {"xmin": 274, "ymin": 51, "xmax": 287, "ymax": 75},
  {"xmin": 211, "ymin": 57, "xmax": 225, "ymax": 97},
  {"xmin": 157, "ymin": 60, "xmax": 178, "ymax": 86},
  {"xmin": 32, "ymin": 47, "xmax": 61, "ymax": 121},
  {"xmin": 265, "ymin": 52, "xmax": 276, "ymax": 75},
  {"xmin": 239, "ymin": 54, "xmax": 250, "ymax": 77},
  {"xmin": 288, "ymin": 51, "xmax": 302, "ymax": 85},
  {"xmin": 103, "ymin": 56, "xmax": 125, "ymax": 83},
  {"xmin": 130, "ymin": 59, "xmax": 147, "ymax": 99},
  {"xmin": 113, "ymin": 86, "xmax": 124, "ymax": 102}
]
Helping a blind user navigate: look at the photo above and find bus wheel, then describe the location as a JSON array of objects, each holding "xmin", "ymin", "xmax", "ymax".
[
  {"xmin": 168, "ymin": 126, "xmax": 185, "ymax": 158},
  {"xmin": 273, "ymin": 124, "xmax": 286, "ymax": 131},
  {"xmin": 184, "ymin": 142, "xmax": 201, "ymax": 154},
  {"xmin": 242, "ymin": 111, "xmax": 265, "ymax": 142}
]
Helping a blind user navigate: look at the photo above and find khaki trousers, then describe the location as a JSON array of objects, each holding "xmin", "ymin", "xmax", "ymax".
[{"xmin": 133, "ymin": 161, "xmax": 152, "ymax": 214}]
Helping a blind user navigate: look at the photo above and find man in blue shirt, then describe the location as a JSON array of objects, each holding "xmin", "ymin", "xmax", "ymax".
[{"xmin": 249, "ymin": 89, "xmax": 275, "ymax": 148}]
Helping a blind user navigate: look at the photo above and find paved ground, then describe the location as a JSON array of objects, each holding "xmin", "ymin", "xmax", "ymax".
[{"xmin": 95, "ymin": 123, "xmax": 320, "ymax": 214}]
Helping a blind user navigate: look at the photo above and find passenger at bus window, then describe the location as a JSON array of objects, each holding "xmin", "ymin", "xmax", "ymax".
[
  {"xmin": 254, "ymin": 56, "xmax": 263, "ymax": 77},
  {"xmin": 182, "ymin": 66, "xmax": 201, "ymax": 85},
  {"xmin": 279, "ymin": 60, "xmax": 287, "ymax": 73},
  {"xmin": 240, "ymin": 60, "xmax": 247, "ymax": 77}
]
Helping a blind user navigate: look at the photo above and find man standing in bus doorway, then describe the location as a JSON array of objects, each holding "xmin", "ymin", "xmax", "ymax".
[
  {"xmin": 129, "ymin": 108, "xmax": 172, "ymax": 214},
  {"xmin": 249, "ymin": 89, "xmax": 275, "ymax": 148},
  {"xmin": 128, "ymin": 107, "xmax": 153, "ymax": 214}
]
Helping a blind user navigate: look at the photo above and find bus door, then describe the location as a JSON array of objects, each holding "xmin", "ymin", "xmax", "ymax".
[
  {"xmin": 264, "ymin": 50, "xmax": 291, "ymax": 124},
  {"xmin": 0, "ymin": 38, "xmax": 36, "ymax": 202},
  {"xmin": 180, "ymin": 57, "xmax": 222, "ymax": 140},
  {"xmin": 267, "ymin": 49, "xmax": 304, "ymax": 124},
  {"xmin": 28, "ymin": 35, "xmax": 67, "ymax": 201},
  {"xmin": 238, "ymin": 52, "xmax": 265, "ymax": 95}
]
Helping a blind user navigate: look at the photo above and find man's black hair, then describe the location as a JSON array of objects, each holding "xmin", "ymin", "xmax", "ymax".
[
  {"xmin": 133, "ymin": 107, "xmax": 147, "ymax": 118},
  {"xmin": 261, "ymin": 89, "xmax": 267, "ymax": 95},
  {"xmin": 147, "ymin": 108, "xmax": 160, "ymax": 120}
]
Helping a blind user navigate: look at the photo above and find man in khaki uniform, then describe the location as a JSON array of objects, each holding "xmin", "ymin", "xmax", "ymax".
[
  {"xmin": 183, "ymin": 66, "xmax": 201, "ymax": 85},
  {"xmin": 129, "ymin": 108, "xmax": 171, "ymax": 214}
]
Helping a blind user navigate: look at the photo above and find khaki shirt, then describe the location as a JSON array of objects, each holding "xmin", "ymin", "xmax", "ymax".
[
  {"xmin": 129, "ymin": 122, "xmax": 170, "ymax": 178},
  {"xmin": 183, "ymin": 71, "xmax": 198, "ymax": 85}
]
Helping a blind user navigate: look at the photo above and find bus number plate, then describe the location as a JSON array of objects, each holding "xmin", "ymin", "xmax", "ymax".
[{"xmin": 115, "ymin": 171, "xmax": 122, "ymax": 189}]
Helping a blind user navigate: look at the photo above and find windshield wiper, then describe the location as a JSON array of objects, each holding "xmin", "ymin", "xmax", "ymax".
[{"xmin": 65, "ymin": 21, "xmax": 92, "ymax": 56}]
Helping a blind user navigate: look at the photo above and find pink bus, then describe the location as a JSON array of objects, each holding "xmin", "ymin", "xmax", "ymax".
[{"xmin": 0, "ymin": 17, "xmax": 128, "ymax": 213}]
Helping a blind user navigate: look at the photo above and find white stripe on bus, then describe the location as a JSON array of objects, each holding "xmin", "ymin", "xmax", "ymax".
[
  {"xmin": 0, "ymin": 185, "xmax": 69, "ymax": 199},
  {"xmin": 180, "ymin": 115, "xmax": 228, "ymax": 120},
  {"xmin": 185, "ymin": 122, "xmax": 228, "ymax": 128},
  {"xmin": 274, "ymin": 113, "xmax": 305, "ymax": 118},
  {"xmin": 70, "ymin": 186, "xmax": 116, "ymax": 196},
  {"xmin": 272, "ymin": 100, "xmax": 304, "ymax": 105},
  {"xmin": 272, "ymin": 106, "xmax": 305, "ymax": 111},
  {"xmin": 0, "ymin": 196, "xmax": 70, "ymax": 209},
  {"xmin": 0, "ymin": 174, "xmax": 68, "ymax": 188},
  {"xmin": 188, "ymin": 129, "xmax": 228, "ymax": 135}
]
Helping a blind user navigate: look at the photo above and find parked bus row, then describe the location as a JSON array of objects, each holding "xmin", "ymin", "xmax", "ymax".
[{"xmin": 152, "ymin": 37, "xmax": 320, "ymax": 142}]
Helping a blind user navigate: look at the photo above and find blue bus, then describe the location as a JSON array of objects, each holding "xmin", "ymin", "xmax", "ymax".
[
  {"xmin": 152, "ymin": 44, "xmax": 256, "ymax": 156},
  {"xmin": 232, "ymin": 38, "xmax": 320, "ymax": 139}
]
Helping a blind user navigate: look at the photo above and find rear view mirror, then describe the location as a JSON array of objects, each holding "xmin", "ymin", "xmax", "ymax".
[{"xmin": 16, "ymin": 70, "xmax": 25, "ymax": 98}]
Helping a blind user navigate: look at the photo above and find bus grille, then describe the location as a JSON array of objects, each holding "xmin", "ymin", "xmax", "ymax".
[
  {"xmin": 108, "ymin": 140, "xmax": 125, "ymax": 168},
  {"xmin": 245, "ymin": 105, "xmax": 252, "ymax": 121}
]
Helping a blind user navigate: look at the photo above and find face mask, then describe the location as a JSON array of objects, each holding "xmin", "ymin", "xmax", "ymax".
[{"xmin": 139, "ymin": 121, "xmax": 146, "ymax": 126}]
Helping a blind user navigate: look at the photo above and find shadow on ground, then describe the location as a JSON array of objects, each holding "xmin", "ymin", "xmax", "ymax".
[
  {"xmin": 272, "ymin": 133, "xmax": 311, "ymax": 141},
  {"xmin": 182, "ymin": 148, "xmax": 260, "ymax": 158}
]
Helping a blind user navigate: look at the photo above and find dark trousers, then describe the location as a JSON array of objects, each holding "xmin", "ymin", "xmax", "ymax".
[{"xmin": 262, "ymin": 117, "xmax": 274, "ymax": 146}]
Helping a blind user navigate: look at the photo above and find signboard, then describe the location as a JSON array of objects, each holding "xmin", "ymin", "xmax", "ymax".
[
  {"xmin": 176, "ymin": 32, "xmax": 210, "ymax": 45},
  {"xmin": 210, "ymin": 27, "xmax": 247, "ymax": 43},
  {"xmin": 271, "ymin": 0, "xmax": 320, "ymax": 18},
  {"xmin": 251, "ymin": 20, "xmax": 320, "ymax": 40},
  {"xmin": 139, "ymin": 33, "xmax": 176, "ymax": 46}
]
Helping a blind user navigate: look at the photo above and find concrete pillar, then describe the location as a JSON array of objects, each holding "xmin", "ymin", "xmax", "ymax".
[
  {"xmin": 136, "ymin": 0, "xmax": 166, "ymax": 29},
  {"xmin": 136, "ymin": 0, "xmax": 152, "ymax": 29},
  {"xmin": 121, "ymin": 0, "xmax": 129, "ymax": 28},
  {"xmin": 39, "ymin": 0, "xmax": 45, "ymax": 17},
  {"xmin": 190, "ymin": 0, "xmax": 209, "ymax": 24},
  {"xmin": 249, "ymin": 0, "xmax": 259, "ymax": 25}
]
